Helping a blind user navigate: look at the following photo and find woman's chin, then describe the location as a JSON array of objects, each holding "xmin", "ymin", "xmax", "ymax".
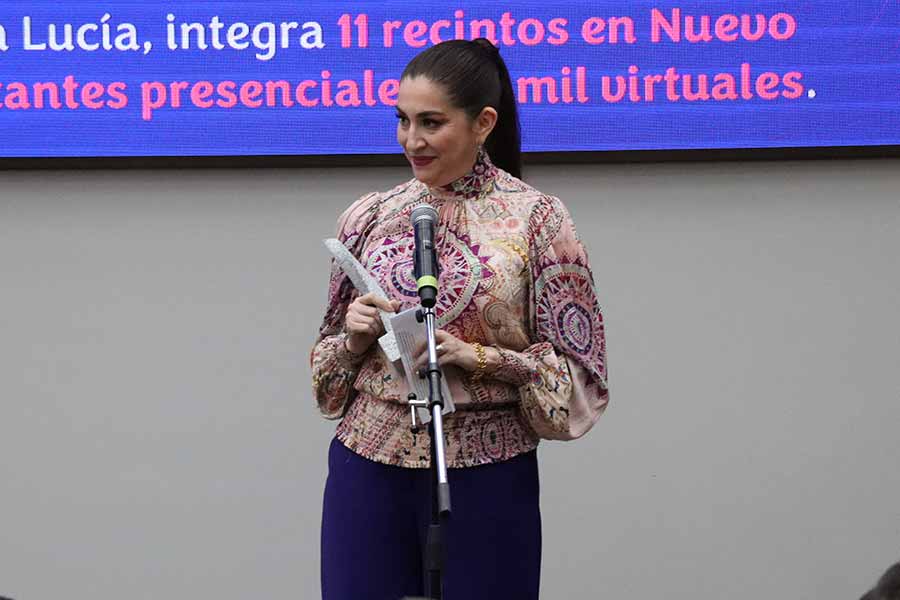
[{"xmin": 412, "ymin": 167, "xmax": 439, "ymax": 186}]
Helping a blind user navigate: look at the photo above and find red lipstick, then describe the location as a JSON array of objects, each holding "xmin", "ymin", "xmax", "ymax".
[{"xmin": 410, "ymin": 156, "xmax": 436, "ymax": 167}]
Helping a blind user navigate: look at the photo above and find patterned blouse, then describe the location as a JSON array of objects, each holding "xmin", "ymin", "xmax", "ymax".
[{"xmin": 310, "ymin": 150, "xmax": 608, "ymax": 468}]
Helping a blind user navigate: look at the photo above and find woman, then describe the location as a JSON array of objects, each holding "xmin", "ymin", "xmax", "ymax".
[{"xmin": 311, "ymin": 38, "xmax": 609, "ymax": 599}]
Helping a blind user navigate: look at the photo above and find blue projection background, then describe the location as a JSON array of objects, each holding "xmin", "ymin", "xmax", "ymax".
[{"xmin": 0, "ymin": 1, "xmax": 898, "ymax": 158}]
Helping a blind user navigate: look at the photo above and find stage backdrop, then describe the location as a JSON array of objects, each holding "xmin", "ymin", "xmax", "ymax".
[{"xmin": 0, "ymin": 0, "xmax": 898, "ymax": 157}]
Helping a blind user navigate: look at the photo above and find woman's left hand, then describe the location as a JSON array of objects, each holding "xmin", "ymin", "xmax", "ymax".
[{"xmin": 413, "ymin": 330, "xmax": 479, "ymax": 372}]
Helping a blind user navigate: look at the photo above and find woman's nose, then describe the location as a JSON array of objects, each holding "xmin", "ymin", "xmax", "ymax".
[{"xmin": 406, "ymin": 127, "xmax": 427, "ymax": 152}]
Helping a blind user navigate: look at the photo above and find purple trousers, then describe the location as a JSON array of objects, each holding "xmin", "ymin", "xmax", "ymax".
[{"xmin": 321, "ymin": 437, "xmax": 542, "ymax": 600}]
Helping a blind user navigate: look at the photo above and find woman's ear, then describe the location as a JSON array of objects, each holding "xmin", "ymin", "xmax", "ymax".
[{"xmin": 474, "ymin": 106, "xmax": 498, "ymax": 144}]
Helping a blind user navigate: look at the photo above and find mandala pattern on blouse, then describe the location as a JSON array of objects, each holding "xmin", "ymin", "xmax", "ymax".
[
  {"xmin": 533, "ymin": 262, "xmax": 599, "ymax": 358},
  {"xmin": 366, "ymin": 229, "xmax": 494, "ymax": 329},
  {"xmin": 434, "ymin": 229, "xmax": 494, "ymax": 328},
  {"xmin": 367, "ymin": 235, "xmax": 420, "ymax": 299}
]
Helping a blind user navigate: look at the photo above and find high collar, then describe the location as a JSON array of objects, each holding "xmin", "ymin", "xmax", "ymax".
[{"xmin": 425, "ymin": 148, "xmax": 498, "ymax": 202}]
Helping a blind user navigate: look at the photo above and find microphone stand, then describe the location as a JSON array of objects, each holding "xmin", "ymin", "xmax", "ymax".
[
  {"xmin": 408, "ymin": 306, "xmax": 451, "ymax": 599},
  {"xmin": 408, "ymin": 203, "xmax": 451, "ymax": 599}
]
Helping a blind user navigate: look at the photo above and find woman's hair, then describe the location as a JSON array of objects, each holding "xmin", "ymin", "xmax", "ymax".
[
  {"xmin": 401, "ymin": 38, "xmax": 522, "ymax": 179},
  {"xmin": 861, "ymin": 561, "xmax": 900, "ymax": 600}
]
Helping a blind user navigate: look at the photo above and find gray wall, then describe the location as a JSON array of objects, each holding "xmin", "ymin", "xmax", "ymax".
[{"xmin": 1, "ymin": 158, "xmax": 898, "ymax": 599}]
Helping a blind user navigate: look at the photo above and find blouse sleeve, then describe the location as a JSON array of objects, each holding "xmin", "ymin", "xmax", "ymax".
[
  {"xmin": 309, "ymin": 192, "xmax": 382, "ymax": 419},
  {"xmin": 487, "ymin": 195, "xmax": 609, "ymax": 440}
]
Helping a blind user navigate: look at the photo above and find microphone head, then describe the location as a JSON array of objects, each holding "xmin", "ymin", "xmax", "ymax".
[{"xmin": 411, "ymin": 204, "xmax": 438, "ymax": 226}]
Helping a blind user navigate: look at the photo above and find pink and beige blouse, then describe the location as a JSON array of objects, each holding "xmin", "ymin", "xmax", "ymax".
[{"xmin": 310, "ymin": 152, "xmax": 608, "ymax": 468}]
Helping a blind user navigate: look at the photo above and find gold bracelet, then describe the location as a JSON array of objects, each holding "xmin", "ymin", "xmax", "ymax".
[{"xmin": 471, "ymin": 342, "xmax": 488, "ymax": 382}]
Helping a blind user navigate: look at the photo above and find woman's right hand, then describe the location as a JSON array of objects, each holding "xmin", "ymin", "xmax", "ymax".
[{"xmin": 344, "ymin": 292, "xmax": 401, "ymax": 355}]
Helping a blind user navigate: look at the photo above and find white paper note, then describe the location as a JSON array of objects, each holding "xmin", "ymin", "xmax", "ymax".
[{"xmin": 389, "ymin": 307, "xmax": 455, "ymax": 422}]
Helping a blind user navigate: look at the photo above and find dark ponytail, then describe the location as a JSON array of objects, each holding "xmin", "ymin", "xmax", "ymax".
[{"xmin": 402, "ymin": 39, "xmax": 522, "ymax": 180}]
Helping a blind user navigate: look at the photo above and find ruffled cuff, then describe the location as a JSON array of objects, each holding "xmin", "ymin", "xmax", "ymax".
[
  {"xmin": 487, "ymin": 345, "xmax": 545, "ymax": 387},
  {"xmin": 333, "ymin": 332, "xmax": 368, "ymax": 371}
]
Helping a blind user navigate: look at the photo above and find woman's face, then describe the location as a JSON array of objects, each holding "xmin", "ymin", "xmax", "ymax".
[{"xmin": 396, "ymin": 76, "xmax": 489, "ymax": 187}]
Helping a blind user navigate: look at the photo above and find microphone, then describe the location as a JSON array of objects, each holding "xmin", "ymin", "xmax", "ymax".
[{"xmin": 410, "ymin": 204, "xmax": 439, "ymax": 308}]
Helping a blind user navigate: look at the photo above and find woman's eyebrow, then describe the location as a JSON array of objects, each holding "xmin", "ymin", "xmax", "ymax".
[{"xmin": 395, "ymin": 108, "xmax": 446, "ymax": 118}]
